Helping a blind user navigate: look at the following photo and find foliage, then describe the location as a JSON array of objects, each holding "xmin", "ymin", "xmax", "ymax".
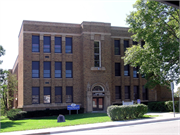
[
  {"xmin": 0, "ymin": 45, "xmax": 5, "ymax": 65},
  {"xmin": 107, "ymin": 104, "xmax": 148, "ymax": 121},
  {"xmin": 123, "ymin": 0, "xmax": 179, "ymax": 89},
  {"xmin": 165, "ymin": 101, "xmax": 179, "ymax": 112},
  {"xmin": 174, "ymin": 87, "xmax": 180, "ymax": 97},
  {"xmin": 7, "ymin": 109, "xmax": 26, "ymax": 120},
  {"xmin": 0, "ymin": 71, "xmax": 18, "ymax": 115},
  {"xmin": 148, "ymin": 101, "xmax": 168, "ymax": 112}
]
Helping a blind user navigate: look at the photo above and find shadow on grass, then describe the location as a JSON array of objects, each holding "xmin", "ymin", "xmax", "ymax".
[{"xmin": 1, "ymin": 121, "xmax": 25, "ymax": 131}]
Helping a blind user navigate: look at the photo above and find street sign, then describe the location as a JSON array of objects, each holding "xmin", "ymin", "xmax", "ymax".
[
  {"xmin": 67, "ymin": 103, "xmax": 80, "ymax": 115},
  {"xmin": 137, "ymin": 99, "xmax": 141, "ymax": 104}
]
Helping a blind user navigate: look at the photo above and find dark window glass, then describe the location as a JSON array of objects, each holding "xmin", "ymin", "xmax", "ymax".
[
  {"xmin": 55, "ymin": 87, "xmax": 62, "ymax": 103},
  {"xmin": 44, "ymin": 36, "xmax": 51, "ymax": 53},
  {"xmin": 124, "ymin": 40, "xmax": 129, "ymax": 51},
  {"xmin": 55, "ymin": 37, "xmax": 62, "ymax": 53},
  {"xmin": 114, "ymin": 40, "xmax": 120, "ymax": 55},
  {"xmin": 115, "ymin": 63, "xmax": 120, "ymax": 76},
  {"xmin": 115, "ymin": 86, "xmax": 121, "ymax": 99},
  {"xmin": 66, "ymin": 37, "xmax": 72, "ymax": 53},
  {"xmin": 141, "ymin": 41, "xmax": 145, "ymax": 48},
  {"xmin": 44, "ymin": 87, "xmax": 51, "ymax": 103},
  {"xmin": 94, "ymin": 41, "xmax": 100, "ymax": 67},
  {"xmin": 55, "ymin": 62, "xmax": 62, "ymax": 78},
  {"xmin": 125, "ymin": 86, "xmax": 130, "ymax": 99},
  {"xmin": 32, "ymin": 35, "xmax": 39, "ymax": 52},
  {"xmin": 134, "ymin": 86, "xmax": 139, "ymax": 100},
  {"xmin": 142, "ymin": 86, "xmax": 148, "ymax": 100},
  {"xmin": 32, "ymin": 61, "xmax": 39, "ymax": 78},
  {"xmin": 32, "ymin": 87, "xmax": 39, "ymax": 104},
  {"xmin": 66, "ymin": 62, "xmax": 72, "ymax": 78},
  {"xmin": 133, "ymin": 41, "xmax": 138, "ymax": 45},
  {"xmin": 124, "ymin": 65, "xmax": 130, "ymax": 76},
  {"xmin": 141, "ymin": 74, "xmax": 145, "ymax": 78},
  {"xmin": 44, "ymin": 62, "xmax": 51, "ymax": 78},
  {"xmin": 66, "ymin": 86, "xmax": 73, "ymax": 103},
  {"xmin": 133, "ymin": 67, "xmax": 139, "ymax": 78}
]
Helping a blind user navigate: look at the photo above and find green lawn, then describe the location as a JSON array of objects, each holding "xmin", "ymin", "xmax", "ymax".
[{"xmin": 0, "ymin": 113, "xmax": 158, "ymax": 133}]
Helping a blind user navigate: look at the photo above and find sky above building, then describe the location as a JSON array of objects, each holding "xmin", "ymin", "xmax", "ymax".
[{"xmin": 0, "ymin": 0, "xmax": 179, "ymax": 91}]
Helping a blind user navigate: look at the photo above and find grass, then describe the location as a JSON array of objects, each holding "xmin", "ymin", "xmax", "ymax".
[{"xmin": 0, "ymin": 113, "xmax": 159, "ymax": 133}]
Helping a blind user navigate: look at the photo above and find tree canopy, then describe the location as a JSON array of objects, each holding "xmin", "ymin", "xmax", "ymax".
[{"xmin": 123, "ymin": 0, "xmax": 179, "ymax": 89}]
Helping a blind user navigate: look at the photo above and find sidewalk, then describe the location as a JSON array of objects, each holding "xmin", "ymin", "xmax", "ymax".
[{"xmin": 1, "ymin": 112, "xmax": 180, "ymax": 135}]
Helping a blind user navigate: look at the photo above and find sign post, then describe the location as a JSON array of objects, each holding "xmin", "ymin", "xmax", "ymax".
[
  {"xmin": 171, "ymin": 82, "xmax": 175, "ymax": 117},
  {"xmin": 67, "ymin": 103, "xmax": 80, "ymax": 115}
]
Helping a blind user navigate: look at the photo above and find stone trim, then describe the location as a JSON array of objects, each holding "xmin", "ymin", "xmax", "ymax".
[
  {"xmin": 91, "ymin": 67, "xmax": 106, "ymax": 71},
  {"xmin": 24, "ymin": 31, "xmax": 81, "ymax": 36},
  {"xmin": 83, "ymin": 32, "xmax": 111, "ymax": 36},
  {"xmin": 111, "ymin": 36, "xmax": 132, "ymax": 39},
  {"xmin": 111, "ymin": 26, "xmax": 129, "ymax": 30},
  {"xmin": 81, "ymin": 21, "xmax": 111, "ymax": 27}
]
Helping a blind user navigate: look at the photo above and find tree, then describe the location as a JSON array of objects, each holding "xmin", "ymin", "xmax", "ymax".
[
  {"xmin": 174, "ymin": 87, "xmax": 180, "ymax": 97},
  {"xmin": 123, "ymin": 0, "xmax": 179, "ymax": 89},
  {"xmin": 0, "ymin": 45, "xmax": 5, "ymax": 82}
]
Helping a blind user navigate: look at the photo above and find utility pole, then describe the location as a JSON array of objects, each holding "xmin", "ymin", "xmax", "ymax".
[{"xmin": 170, "ymin": 82, "xmax": 175, "ymax": 117}]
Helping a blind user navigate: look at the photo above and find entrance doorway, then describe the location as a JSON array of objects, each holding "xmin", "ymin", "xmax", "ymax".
[{"xmin": 93, "ymin": 97, "xmax": 104, "ymax": 111}]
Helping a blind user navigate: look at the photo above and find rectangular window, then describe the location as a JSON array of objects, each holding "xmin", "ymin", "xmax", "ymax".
[
  {"xmin": 32, "ymin": 35, "xmax": 39, "ymax": 52},
  {"xmin": 44, "ymin": 62, "xmax": 51, "ymax": 78},
  {"xmin": 125, "ymin": 86, "xmax": 130, "ymax": 99},
  {"xmin": 133, "ymin": 67, "xmax": 139, "ymax": 78},
  {"xmin": 44, "ymin": 36, "xmax": 51, "ymax": 53},
  {"xmin": 55, "ymin": 87, "xmax": 62, "ymax": 103},
  {"xmin": 115, "ymin": 63, "xmax": 121, "ymax": 76},
  {"xmin": 66, "ymin": 37, "xmax": 72, "ymax": 53},
  {"xmin": 32, "ymin": 87, "xmax": 39, "ymax": 104},
  {"xmin": 44, "ymin": 87, "xmax": 51, "ymax": 103},
  {"xmin": 141, "ymin": 41, "xmax": 145, "ymax": 48},
  {"xmin": 94, "ymin": 41, "xmax": 100, "ymax": 67},
  {"xmin": 114, "ymin": 40, "xmax": 120, "ymax": 55},
  {"xmin": 134, "ymin": 86, "xmax": 139, "ymax": 100},
  {"xmin": 142, "ymin": 86, "xmax": 148, "ymax": 100},
  {"xmin": 115, "ymin": 86, "xmax": 121, "ymax": 99},
  {"xmin": 55, "ymin": 62, "xmax": 62, "ymax": 78},
  {"xmin": 32, "ymin": 61, "xmax": 39, "ymax": 78},
  {"xmin": 124, "ymin": 65, "xmax": 130, "ymax": 76},
  {"xmin": 66, "ymin": 62, "xmax": 73, "ymax": 78},
  {"xmin": 66, "ymin": 86, "xmax": 73, "ymax": 103},
  {"xmin": 133, "ymin": 41, "xmax": 138, "ymax": 45},
  {"xmin": 55, "ymin": 37, "xmax": 62, "ymax": 53},
  {"xmin": 124, "ymin": 40, "xmax": 129, "ymax": 52}
]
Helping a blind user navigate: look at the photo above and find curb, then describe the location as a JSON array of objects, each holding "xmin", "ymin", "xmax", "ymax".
[{"xmin": 25, "ymin": 117, "xmax": 180, "ymax": 135}]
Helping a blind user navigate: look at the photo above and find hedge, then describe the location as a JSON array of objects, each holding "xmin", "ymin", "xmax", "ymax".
[
  {"xmin": 148, "ymin": 101, "xmax": 168, "ymax": 112},
  {"xmin": 7, "ymin": 108, "xmax": 84, "ymax": 120},
  {"xmin": 107, "ymin": 104, "xmax": 148, "ymax": 121},
  {"xmin": 165, "ymin": 101, "xmax": 179, "ymax": 112}
]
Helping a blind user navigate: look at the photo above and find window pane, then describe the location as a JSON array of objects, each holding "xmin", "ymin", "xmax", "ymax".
[
  {"xmin": 134, "ymin": 86, "xmax": 139, "ymax": 100},
  {"xmin": 44, "ymin": 62, "xmax": 51, "ymax": 78},
  {"xmin": 32, "ymin": 87, "xmax": 39, "ymax": 104},
  {"xmin": 115, "ymin": 63, "xmax": 120, "ymax": 76},
  {"xmin": 66, "ymin": 37, "xmax": 72, "ymax": 53},
  {"xmin": 114, "ymin": 40, "xmax": 120, "ymax": 55},
  {"xmin": 115, "ymin": 86, "xmax": 121, "ymax": 99},
  {"xmin": 125, "ymin": 86, "xmax": 130, "ymax": 99},
  {"xmin": 124, "ymin": 40, "xmax": 129, "ymax": 51},
  {"xmin": 66, "ymin": 62, "xmax": 72, "ymax": 78},
  {"xmin": 44, "ymin": 95, "xmax": 50, "ymax": 103},
  {"xmin": 55, "ymin": 87, "xmax": 62, "ymax": 103},
  {"xmin": 124, "ymin": 65, "xmax": 129, "ymax": 76},
  {"xmin": 44, "ymin": 36, "xmax": 51, "ymax": 53},
  {"xmin": 32, "ymin": 61, "xmax": 39, "ymax": 78},
  {"xmin": 133, "ymin": 41, "xmax": 138, "ymax": 45},
  {"xmin": 66, "ymin": 87, "xmax": 73, "ymax": 103},
  {"xmin": 32, "ymin": 36, "xmax": 39, "ymax": 52},
  {"xmin": 94, "ymin": 61, "xmax": 99, "ymax": 67}
]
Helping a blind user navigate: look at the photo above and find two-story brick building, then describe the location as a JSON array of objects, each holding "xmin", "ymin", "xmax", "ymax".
[{"xmin": 11, "ymin": 20, "xmax": 172, "ymax": 112}]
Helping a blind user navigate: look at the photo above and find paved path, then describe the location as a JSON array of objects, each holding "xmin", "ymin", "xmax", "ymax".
[{"xmin": 1, "ymin": 112, "xmax": 180, "ymax": 135}]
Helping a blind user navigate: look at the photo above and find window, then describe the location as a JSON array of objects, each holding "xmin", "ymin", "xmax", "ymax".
[
  {"xmin": 133, "ymin": 67, "xmax": 139, "ymax": 78},
  {"xmin": 141, "ymin": 41, "xmax": 145, "ymax": 48},
  {"xmin": 124, "ymin": 40, "xmax": 129, "ymax": 51},
  {"xmin": 141, "ymin": 74, "xmax": 145, "ymax": 78},
  {"xmin": 32, "ymin": 61, "xmax": 39, "ymax": 78},
  {"xmin": 32, "ymin": 87, "xmax": 39, "ymax": 104},
  {"xmin": 115, "ymin": 63, "xmax": 121, "ymax": 76},
  {"xmin": 115, "ymin": 86, "xmax": 121, "ymax": 99},
  {"xmin": 66, "ymin": 37, "xmax": 72, "ymax": 53},
  {"xmin": 44, "ymin": 62, "xmax": 51, "ymax": 78},
  {"xmin": 124, "ymin": 65, "xmax": 130, "ymax": 76},
  {"xmin": 133, "ymin": 41, "xmax": 138, "ymax": 45},
  {"xmin": 92, "ymin": 86, "xmax": 103, "ymax": 91},
  {"xmin": 55, "ymin": 62, "xmax": 62, "ymax": 78},
  {"xmin": 55, "ymin": 87, "xmax": 62, "ymax": 103},
  {"xmin": 44, "ymin": 36, "xmax": 51, "ymax": 53},
  {"xmin": 142, "ymin": 86, "xmax": 148, "ymax": 100},
  {"xmin": 44, "ymin": 87, "xmax": 51, "ymax": 103},
  {"xmin": 94, "ymin": 41, "xmax": 101, "ymax": 67},
  {"xmin": 32, "ymin": 35, "xmax": 39, "ymax": 52},
  {"xmin": 134, "ymin": 86, "xmax": 139, "ymax": 100},
  {"xmin": 66, "ymin": 62, "xmax": 73, "ymax": 78},
  {"xmin": 125, "ymin": 86, "xmax": 130, "ymax": 99},
  {"xmin": 114, "ymin": 40, "xmax": 120, "ymax": 55},
  {"xmin": 55, "ymin": 37, "xmax": 62, "ymax": 53},
  {"xmin": 66, "ymin": 86, "xmax": 73, "ymax": 103}
]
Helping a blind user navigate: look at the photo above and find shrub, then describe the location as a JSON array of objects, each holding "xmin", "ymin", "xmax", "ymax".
[
  {"xmin": 107, "ymin": 104, "xmax": 148, "ymax": 121},
  {"xmin": 165, "ymin": 101, "xmax": 179, "ymax": 112},
  {"xmin": 148, "ymin": 101, "xmax": 168, "ymax": 112},
  {"xmin": 7, "ymin": 109, "xmax": 27, "ymax": 120}
]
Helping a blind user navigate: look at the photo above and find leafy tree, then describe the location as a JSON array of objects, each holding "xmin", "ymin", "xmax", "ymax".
[
  {"xmin": 174, "ymin": 87, "xmax": 180, "ymax": 97},
  {"xmin": 123, "ymin": 0, "xmax": 179, "ymax": 89}
]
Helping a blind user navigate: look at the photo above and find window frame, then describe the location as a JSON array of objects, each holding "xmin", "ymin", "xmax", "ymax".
[
  {"xmin": 65, "ymin": 37, "xmax": 72, "ymax": 53},
  {"xmin": 125, "ymin": 86, "xmax": 130, "ymax": 99},
  {"xmin": 32, "ymin": 35, "xmax": 40, "ymax": 52},
  {"xmin": 32, "ymin": 87, "xmax": 40, "ymax": 104},
  {"xmin": 66, "ymin": 62, "xmax": 73, "ymax": 78},
  {"xmin": 115, "ymin": 86, "xmax": 121, "ymax": 99},
  {"xmin": 55, "ymin": 62, "xmax": 62, "ymax": 78},
  {"xmin": 55, "ymin": 87, "xmax": 62, "ymax": 103},
  {"xmin": 114, "ymin": 40, "xmax": 120, "ymax": 55},
  {"xmin": 115, "ymin": 63, "xmax": 121, "ymax": 76},
  {"xmin": 133, "ymin": 67, "xmax": 139, "ymax": 78},
  {"xmin": 55, "ymin": 37, "xmax": 62, "ymax": 53},
  {"xmin": 133, "ymin": 86, "xmax": 139, "ymax": 100},
  {"xmin": 142, "ymin": 86, "xmax": 148, "ymax": 100},
  {"xmin": 124, "ymin": 40, "xmax": 129, "ymax": 52},
  {"xmin": 32, "ymin": 61, "xmax": 40, "ymax": 78},
  {"xmin": 94, "ymin": 40, "xmax": 101, "ymax": 67},
  {"xmin": 44, "ymin": 87, "xmax": 51, "ymax": 104},
  {"xmin": 66, "ymin": 86, "xmax": 73, "ymax": 103},
  {"xmin": 44, "ymin": 61, "xmax": 51, "ymax": 78},
  {"xmin": 124, "ymin": 65, "xmax": 130, "ymax": 76},
  {"xmin": 43, "ymin": 36, "xmax": 51, "ymax": 53}
]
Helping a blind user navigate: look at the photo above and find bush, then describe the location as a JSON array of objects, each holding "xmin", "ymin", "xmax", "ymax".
[
  {"xmin": 107, "ymin": 104, "xmax": 148, "ymax": 121},
  {"xmin": 165, "ymin": 101, "xmax": 179, "ymax": 112},
  {"xmin": 7, "ymin": 109, "xmax": 27, "ymax": 120},
  {"xmin": 148, "ymin": 101, "xmax": 168, "ymax": 112}
]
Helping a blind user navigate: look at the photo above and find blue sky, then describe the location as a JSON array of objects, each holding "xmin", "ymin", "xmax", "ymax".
[{"xmin": 0, "ymin": 0, "xmax": 179, "ymax": 90}]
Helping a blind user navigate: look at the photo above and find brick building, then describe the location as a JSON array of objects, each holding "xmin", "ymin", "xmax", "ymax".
[{"xmin": 11, "ymin": 20, "xmax": 172, "ymax": 112}]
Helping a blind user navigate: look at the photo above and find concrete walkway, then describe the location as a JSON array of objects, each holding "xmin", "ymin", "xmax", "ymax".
[{"xmin": 1, "ymin": 112, "xmax": 180, "ymax": 135}]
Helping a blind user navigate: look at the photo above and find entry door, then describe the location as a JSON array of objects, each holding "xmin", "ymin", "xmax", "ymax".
[{"xmin": 93, "ymin": 97, "xmax": 104, "ymax": 111}]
